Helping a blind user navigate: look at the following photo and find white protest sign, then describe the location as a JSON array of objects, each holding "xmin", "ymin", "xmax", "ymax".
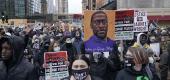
[
  {"xmin": 134, "ymin": 10, "xmax": 148, "ymax": 32},
  {"xmin": 150, "ymin": 43, "xmax": 160, "ymax": 56}
]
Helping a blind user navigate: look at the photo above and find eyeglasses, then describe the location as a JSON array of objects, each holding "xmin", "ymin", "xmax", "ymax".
[{"xmin": 93, "ymin": 19, "xmax": 107, "ymax": 25}]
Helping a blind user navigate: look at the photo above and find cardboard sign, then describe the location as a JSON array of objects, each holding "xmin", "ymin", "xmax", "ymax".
[
  {"xmin": 134, "ymin": 10, "xmax": 148, "ymax": 32},
  {"xmin": 83, "ymin": 10, "xmax": 115, "ymax": 53},
  {"xmin": 115, "ymin": 10, "xmax": 134, "ymax": 40},
  {"xmin": 44, "ymin": 51, "xmax": 69, "ymax": 80},
  {"xmin": 150, "ymin": 43, "xmax": 160, "ymax": 56}
]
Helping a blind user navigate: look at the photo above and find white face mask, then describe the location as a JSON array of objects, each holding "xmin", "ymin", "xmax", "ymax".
[
  {"xmin": 149, "ymin": 57, "xmax": 154, "ymax": 63},
  {"xmin": 53, "ymin": 47, "xmax": 60, "ymax": 52},
  {"xmin": 50, "ymin": 38, "xmax": 54, "ymax": 43},
  {"xmin": 118, "ymin": 47, "xmax": 124, "ymax": 53}
]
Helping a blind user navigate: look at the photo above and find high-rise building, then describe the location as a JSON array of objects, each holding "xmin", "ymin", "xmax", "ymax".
[
  {"xmin": 0, "ymin": 0, "xmax": 26, "ymax": 19},
  {"xmin": 26, "ymin": 0, "xmax": 42, "ymax": 17},
  {"xmin": 47, "ymin": 0, "xmax": 68, "ymax": 14},
  {"xmin": 82, "ymin": 0, "xmax": 116, "ymax": 10},
  {"xmin": 41, "ymin": 0, "xmax": 47, "ymax": 15}
]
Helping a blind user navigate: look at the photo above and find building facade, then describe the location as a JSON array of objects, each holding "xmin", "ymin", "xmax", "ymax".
[
  {"xmin": 47, "ymin": 0, "xmax": 68, "ymax": 14},
  {"xmin": 82, "ymin": 0, "xmax": 116, "ymax": 10},
  {"xmin": 117, "ymin": 0, "xmax": 170, "ymax": 27},
  {"xmin": 0, "ymin": 0, "xmax": 26, "ymax": 19},
  {"xmin": 26, "ymin": 0, "xmax": 42, "ymax": 17}
]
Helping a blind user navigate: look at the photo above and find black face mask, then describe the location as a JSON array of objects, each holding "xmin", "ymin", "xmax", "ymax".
[
  {"xmin": 124, "ymin": 57, "xmax": 135, "ymax": 68},
  {"xmin": 72, "ymin": 68, "xmax": 89, "ymax": 80},
  {"xmin": 66, "ymin": 43, "xmax": 72, "ymax": 48}
]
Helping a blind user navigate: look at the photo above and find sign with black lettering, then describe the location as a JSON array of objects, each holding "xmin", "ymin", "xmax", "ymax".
[
  {"xmin": 134, "ymin": 10, "xmax": 148, "ymax": 32},
  {"xmin": 115, "ymin": 10, "xmax": 134, "ymax": 40},
  {"xmin": 44, "ymin": 51, "xmax": 69, "ymax": 80}
]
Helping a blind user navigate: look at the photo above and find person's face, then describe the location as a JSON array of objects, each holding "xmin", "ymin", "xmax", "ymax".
[
  {"xmin": 1, "ymin": 42, "xmax": 12, "ymax": 61},
  {"xmin": 76, "ymin": 31, "xmax": 80, "ymax": 37},
  {"xmin": 125, "ymin": 50, "xmax": 139, "ymax": 65},
  {"xmin": 140, "ymin": 35, "xmax": 147, "ymax": 45},
  {"xmin": 72, "ymin": 60, "xmax": 88, "ymax": 70},
  {"xmin": 91, "ymin": 13, "xmax": 108, "ymax": 39},
  {"xmin": 66, "ymin": 38, "xmax": 72, "ymax": 43},
  {"xmin": 53, "ymin": 42, "xmax": 60, "ymax": 48}
]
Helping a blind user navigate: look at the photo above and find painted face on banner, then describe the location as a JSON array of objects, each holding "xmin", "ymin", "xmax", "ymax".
[{"xmin": 91, "ymin": 12, "xmax": 108, "ymax": 39}]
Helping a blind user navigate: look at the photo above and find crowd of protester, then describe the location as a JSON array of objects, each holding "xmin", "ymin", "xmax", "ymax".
[{"xmin": 0, "ymin": 23, "xmax": 170, "ymax": 80}]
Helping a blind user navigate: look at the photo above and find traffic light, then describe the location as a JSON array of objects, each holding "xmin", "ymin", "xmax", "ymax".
[
  {"xmin": 1, "ymin": 12, "xmax": 8, "ymax": 23},
  {"xmin": 1, "ymin": 12, "xmax": 5, "ymax": 23},
  {"xmin": 5, "ymin": 15, "xmax": 8, "ymax": 23},
  {"xmin": 92, "ymin": 0, "xmax": 96, "ymax": 10}
]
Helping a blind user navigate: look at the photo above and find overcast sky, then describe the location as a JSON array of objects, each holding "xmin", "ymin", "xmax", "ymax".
[{"xmin": 68, "ymin": 0, "xmax": 82, "ymax": 14}]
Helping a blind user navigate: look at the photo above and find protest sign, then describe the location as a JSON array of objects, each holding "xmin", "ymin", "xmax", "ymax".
[
  {"xmin": 134, "ymin": 10, "xmax": 148, "ymax": 32},
  {"xmin": 44, "ymin": 51, "xmax": 69, "ymax": 80},
  {"xmin": 83, "ymin": 10, "xmax": 115, "ymax": 53},
  {"xmin": 115, "ymin": 10, "xmax": 134, "ymax": 40},
  {"xmin": 150, "ymin": 43, "xmax": 160, "ymax": 56}
]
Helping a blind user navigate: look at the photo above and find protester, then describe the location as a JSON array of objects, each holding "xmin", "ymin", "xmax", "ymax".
[
  {"xmin": 48, "ymin": 40, "xmax": 61, "ymax": 52},
  {"xmin": 159, "ymin": 43, "xmax": 170, "ymax": 80},
  {"xmin": 0, "ymin": 35, "xmax": 37, "ymax": 80},
  {"xmin": 61, "ymin": 36, "xmax": 77, "ymax": 74},
  {"xmin": 116, "ymin": 47, "xmax": 160, "ymax": 80},
  {"xmin": 73, "ymin": 30, "xmax": 83, "ymax": 53},
  {"xmin": 0, "ymin": 28, "xmax": 5, "ymax": 38},
  {"xmin": 132, "ymin": 33, "xmax": 150, "ymax": 49},
  {"xmin": 70, "ymin": 54, "xmax": 102, "ymax": 80}
]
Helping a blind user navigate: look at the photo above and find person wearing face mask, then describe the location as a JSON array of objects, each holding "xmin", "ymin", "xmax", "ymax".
[
  {"xmin": 73, "ymin": 30, "xmax": 83, "ymax": 53},
  {"xmin": 70, "ymin": 54, "xmax": 102, "ymax": 80},
  {"xmin": 48, "ymin": 41, "xmax": 61, "ymax": 52},
  {"xmin": 116, "ymin": 47, "xmax": 160, "ymax": 80},
  {"xmin": 36, "ymin": 40, "xmax": 51, "ymax": 80},
  {"xmin": 61, "ymin": 36, "xmax": 77, "ymax": 74}
]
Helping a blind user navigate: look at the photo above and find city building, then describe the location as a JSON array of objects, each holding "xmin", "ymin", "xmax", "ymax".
[
  {"xmin": 47, "ymin": 0, "xmax": 68, "ymax": 14},
  {"xmin": 0, "ymin": 0, "xmax": 26, "ymax": 19},
  {"xmin": 41, "ymin": 0, "xmax": 47, "ymax": 15},
  {"xmin": 82, "ymin": 0, "xmax": 116, "ymax": 10},
  {"xmin": 117, "ymin": 0, "xmax": 170, "ymax": 27},
  {"xmin": 26, "ymin": 0, "xmax": 42, "ymax": 16}
]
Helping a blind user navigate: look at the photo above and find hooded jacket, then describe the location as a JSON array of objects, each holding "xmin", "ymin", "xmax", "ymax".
[
  {"xmin": 0, "ymin": 35, "xmax": 37, "ymax": 80},
  {"xmin": 132, "ymin": 33, "xmax": 150, "ymax": 49},
  {"xmin": 116, "ymin": 66, "xmax": 160, "ymax": 80}
]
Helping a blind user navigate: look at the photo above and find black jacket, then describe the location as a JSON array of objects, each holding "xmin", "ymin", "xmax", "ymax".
[
  {"xmin": 81, "ymin": 42, "xmax": 121, "ymax": 80},
  {"xmin": 116, "ymin": 65, "xmax": 160, "ymax": 80},
  {"xmin": 0, "ymin": 36, "xmax": 37, "ymax": 80}
]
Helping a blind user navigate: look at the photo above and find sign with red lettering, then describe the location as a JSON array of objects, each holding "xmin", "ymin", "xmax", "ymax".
[
  {"xmin": 133, "ymin": 10, "xmax": 148, "ymax": 32},
  {"xmin": 44, "ymin": 51, "xmax": 69, "ymax": 80},
  {"xmin": 115, "ymin": 10, "xmax": 134, "ymax": 40}
]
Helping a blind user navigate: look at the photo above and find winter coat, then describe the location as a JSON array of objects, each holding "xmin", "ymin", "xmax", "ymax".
[
  {"xmin": 132, "ymin": 33, "xmax": 150, "ymax": 49},
  {"xmin": 0, "ymin": 35, "xmax": 37, "ymax": 80},
  {"xmin": 159, "ymin": 43, "xmax": 170, "ymax": 80},
  {"xmin": 73, "ymin": 37, "xmax": 83, "ymax": 53},
  {"xmin": 116, "ymin": 65, "xmax": 160, "ymax": 80},
  {"xmin": 81, "ymin": 42, "xmax": 121, "ymax": 80}
]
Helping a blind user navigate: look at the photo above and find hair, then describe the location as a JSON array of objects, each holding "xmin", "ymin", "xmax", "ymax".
[
  {"xmin": 0, "ymin": 36, "xmax": 12, "ymax": 54},
  {"xmin": 90, "ymin": 11, "xmax": 107, "ymax": 27},
  {"xmin": 128, "ymin": 47, "xmax": 149, "ymax": 64},
  {"xmin": 147, "ymin": 49, "xmax": 154, "ymax": 57},
  {"xmin": 48, "ymin": 40, "xmax": 60, "ymax": 52},
  {"xmin": 71, "ymin": 54, "xmax": 90, "ymax": 67}
]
